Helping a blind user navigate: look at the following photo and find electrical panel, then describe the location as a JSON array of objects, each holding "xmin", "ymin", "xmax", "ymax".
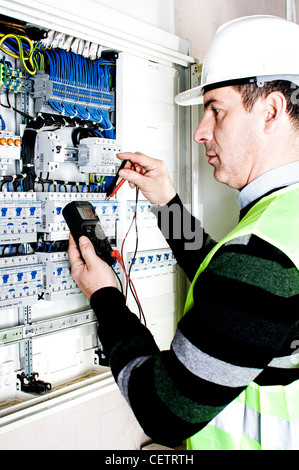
[{"xmin": 0, "ymin": 10, "xmax": 189, "ymax": 443}]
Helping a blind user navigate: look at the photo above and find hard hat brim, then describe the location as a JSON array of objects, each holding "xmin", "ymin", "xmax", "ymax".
[
  {"xmin": 174, "ymin": 85, "xmax": 204, "ymax": 106},
  {"xmin": 174, "ymin": 74, "xmax": 299, "ymax": 106}
]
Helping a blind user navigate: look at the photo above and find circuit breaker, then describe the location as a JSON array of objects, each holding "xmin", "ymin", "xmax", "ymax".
[
  {"xmin": 0, "ymin": 192, "xmax": 41, "ymax": 243},
  {"xmin": 0, "ymin": 131, "xmax": 21, "ymax": 175},
  {"xmin": 77, "ymin": 137, "xmax": 121, "ymax": 174},
  {"xmin": 0, "ymin": 254, "xmax": 42, "ymax": 308}
]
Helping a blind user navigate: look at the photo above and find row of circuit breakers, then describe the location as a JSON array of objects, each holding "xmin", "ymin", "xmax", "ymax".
[{"xmin": 0, "ymin": 133, "xmax": 176, "ymax": 308}]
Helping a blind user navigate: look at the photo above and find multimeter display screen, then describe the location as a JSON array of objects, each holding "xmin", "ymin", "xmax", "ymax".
[{"xmin": 77, "ymin": 206, "xmax": 97, "ymax": 220}]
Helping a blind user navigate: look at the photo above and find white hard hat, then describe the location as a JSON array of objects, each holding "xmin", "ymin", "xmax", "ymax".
[{"xmin": 175, "ymin": 15, "xmax": 299, "ymax": 106}]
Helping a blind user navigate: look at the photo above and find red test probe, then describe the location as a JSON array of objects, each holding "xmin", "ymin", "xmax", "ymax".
[{"xmin": 105, "ymin": 160, "xmax": 138, "ymax": 199}]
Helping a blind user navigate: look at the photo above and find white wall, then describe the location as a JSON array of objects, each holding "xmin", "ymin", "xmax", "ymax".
[
  {"xmin": 174, "ymin": 0, "xmax": 286, "ymax": 61},
  {"xmin": 92, "ymin": 0, "xmax": 175, "ymax": 33}
]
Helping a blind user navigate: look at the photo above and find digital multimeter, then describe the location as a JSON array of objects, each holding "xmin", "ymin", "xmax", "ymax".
[{"xmin": 62, "ymin": 201, "xmax": 116, "ymax": 266}]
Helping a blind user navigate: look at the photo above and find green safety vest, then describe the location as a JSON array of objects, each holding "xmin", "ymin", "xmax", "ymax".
[{"xmin": 184, "ymin": 183, "xmax": 299, "ymax": 450}]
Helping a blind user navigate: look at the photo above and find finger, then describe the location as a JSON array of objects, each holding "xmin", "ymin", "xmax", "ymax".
[
  {"xmin": 122, "ymin": 160, "xmax": 142, "ymax": 172},
  {"xmin": 117, "ymin": 152, "xmax": 156, "ymax": 171},
  {"xmin": 68, "ymin": 234, "xmax": 82, "ymax": 265},
  {"xmin": 78, "ymin": 236, "xmax": 103, "ymax": 268},
  {"xmin": 118, "ymin": 166, "xmax": 146, "ymax": 187}
]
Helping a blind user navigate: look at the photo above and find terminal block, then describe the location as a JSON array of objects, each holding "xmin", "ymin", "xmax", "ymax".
[
  {"xmin": 0, "ymin": 192, "xmax": 41, "ymax": 244},
  {"xmin": 32, "ymin": 70, "xmax": 53, "ymax": 110},
  {"xmin": 0, "ymin": 63, "xmax": 22, "ymax": 93},
  {"xmin": 77, "ymin": 137, "xmax": 121, "ymax": 174},
  {"xmin": 33, "ymin": 72, "xmax": 115, "ymax": 116},
  {"xmin": 0, "ymin": 254, "xmax": 43, "ymax": 309}
]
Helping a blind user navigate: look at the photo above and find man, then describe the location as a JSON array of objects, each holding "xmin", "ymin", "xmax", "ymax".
[{"xmin": 68, "ymin": 16, "xmax": 299, "ymax": 449}]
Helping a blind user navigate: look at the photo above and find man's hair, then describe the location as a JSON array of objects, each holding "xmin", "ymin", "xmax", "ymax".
[{"xmin": 233, "ymin": 80, "xmax": 299, "ymax": 129}]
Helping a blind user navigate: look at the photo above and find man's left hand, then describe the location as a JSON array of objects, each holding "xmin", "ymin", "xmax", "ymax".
[{"xmin": 67, "ymin": 234, "xmax": 118, "ymax": 300}]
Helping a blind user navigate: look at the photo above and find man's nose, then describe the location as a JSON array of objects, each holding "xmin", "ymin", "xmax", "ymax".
[{"xmin": 193, "ymin": 116, "xmax": 213, "ymax": 143}]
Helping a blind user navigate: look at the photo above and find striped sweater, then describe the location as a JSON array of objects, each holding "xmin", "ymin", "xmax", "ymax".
[{"xmin": 90, "ymin": 174, "xmax": 299, "ymax": 447}]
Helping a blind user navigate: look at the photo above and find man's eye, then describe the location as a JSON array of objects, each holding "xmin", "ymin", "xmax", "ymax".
[{"xmin": 212, "ymin": 108, "xmax": 220, "ymax": 116}]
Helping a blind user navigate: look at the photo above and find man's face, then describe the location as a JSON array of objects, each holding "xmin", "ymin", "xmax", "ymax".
[{"xmin": 193, "ymin": 86, "xmax": 264, "ymax": 190}]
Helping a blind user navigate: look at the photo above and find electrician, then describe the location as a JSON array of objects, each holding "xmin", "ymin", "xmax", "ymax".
[{"xmin": 68, "ymin": 16, "xmax": 299, "ymax": 450}]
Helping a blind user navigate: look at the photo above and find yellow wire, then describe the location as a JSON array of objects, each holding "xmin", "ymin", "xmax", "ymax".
[{"xmin": 0, "ymin": 33, "xmax": 36, "ymax": 75}]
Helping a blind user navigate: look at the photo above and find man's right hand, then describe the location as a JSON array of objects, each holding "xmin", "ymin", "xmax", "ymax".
[{"xmin": 117, "ymin": 152, "xmax": 176, "ymax": 207}]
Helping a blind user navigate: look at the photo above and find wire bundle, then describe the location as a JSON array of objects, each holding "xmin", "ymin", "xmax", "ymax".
[
  {"xmin": 33, "ymin": 47, "xmax": 115, "ymax": 136},
  {"xmin": 33, "ymin": 48, "xmax": 115, "ymax": 91},
  {"xmin": 0, "ymin": 32, "xmax": 36, "ymax": 75}
]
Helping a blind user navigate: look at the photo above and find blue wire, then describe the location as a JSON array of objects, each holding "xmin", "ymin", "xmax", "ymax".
[
  {"xmin": 0, "ymin": 114, "xmax": 5, "ymax": 130},
  {"xmin": 34, "ymin": 45, "xmax": 116, "ymax": 130}
]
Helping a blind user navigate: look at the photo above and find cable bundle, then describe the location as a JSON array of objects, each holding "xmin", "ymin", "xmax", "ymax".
[
  {"xmin": 0, "ymin": 32, "xmax": 36, "ymax": 75},
  {"xmin": 33, "ymin": 48, "xmax": 115, "ymax": 92},
  {"xmin": 33, "ymin": 47, "xmax": 115, "ymax": 136}
]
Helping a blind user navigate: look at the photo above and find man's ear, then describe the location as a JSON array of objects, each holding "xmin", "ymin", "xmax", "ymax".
[{"xmin": 263, "ymin": 91, "xmax": 287, "ymax": 134}]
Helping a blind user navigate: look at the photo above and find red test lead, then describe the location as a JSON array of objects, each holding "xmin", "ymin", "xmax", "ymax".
[
  {"xmin": 111, "ymin": 249, "xmax": 146, "ymax": 326},
  {"xmin": 105, "ymin": 160, "xmax": 138, "ymax": 200}
]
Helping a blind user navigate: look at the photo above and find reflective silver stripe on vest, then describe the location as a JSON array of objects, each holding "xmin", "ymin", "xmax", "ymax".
[
  {"xmin": 117, "ymin": 356, "xmax": 152, "ymax": 404},
  {"xmin": 172, "ymin": 329, "xmax": 262, "ymax": 387},
  {"xmin": 208, "ymin": 399, "xmax": 299, "ymax": 450},
  {"xmin": 268, "ymin": 352, "xmax": 299, "ymax": 369},
  {"xmin": 224, "ymin": 234, "xmax": 252, "ymax": 246}
]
